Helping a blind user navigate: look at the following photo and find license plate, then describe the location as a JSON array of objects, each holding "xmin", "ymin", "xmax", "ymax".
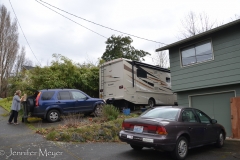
[
  {"xmin": 142, "ymin": 138, "xmax": 154, "ymax": 143},
  {"xmin": 133, "ymin": 126, "xmax": 143, "ymax": 133},
  {"xmin": 127, "ymin": 135, "xmax": 133, "ymax": 139}
]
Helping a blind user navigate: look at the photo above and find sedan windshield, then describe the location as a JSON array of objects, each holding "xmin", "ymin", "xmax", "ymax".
[{"xmin": 141, "ymin": 107, "xmax": 180, "ymax": 120}]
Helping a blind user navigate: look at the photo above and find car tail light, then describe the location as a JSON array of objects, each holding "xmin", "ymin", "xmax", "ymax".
[
  {"xmin": 119, "ymin": 85, "xmax": 123, "ymax": 89},
  {"xmin": 146, "ymin": 125, "xmax": 157, "ymax": 131},
  {"xmin": 100, "ymin": 89, "xmax": 103, "ymax": 92},
  {"xmin": 35, "ymin": 92, "xmax": 41, "ymax": 107},
  {"xmin": 156, "ymin": 126, "xmax": 168, "ymax": 135},
  {"xmin": 122, "ymin": 122, "xmax": 131, "ymax": 130}
]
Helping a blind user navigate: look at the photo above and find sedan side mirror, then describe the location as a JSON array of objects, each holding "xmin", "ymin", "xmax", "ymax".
[{"xmin": 211, "ymin": 119, "xmax": 217, "ymax": 124}]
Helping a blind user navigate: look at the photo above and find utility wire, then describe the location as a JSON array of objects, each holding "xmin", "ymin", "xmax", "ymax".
[
  {"xmin": 38, "ymin": 0, "xmax": 167, "ymax": 45},
  {"xmin": 9, "ymin": 0, "xmax": 41, "ymax": 66},
  {"xmin": 35, "ymin": 0, "xmax": 108, "ymax": 39}
]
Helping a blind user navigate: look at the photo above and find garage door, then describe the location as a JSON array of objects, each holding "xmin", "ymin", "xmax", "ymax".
[{"xmin": 191, "ymin": 91, "xmax": 235, "ymax": 137}]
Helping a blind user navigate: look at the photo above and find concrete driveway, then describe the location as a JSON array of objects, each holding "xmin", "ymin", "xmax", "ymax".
[{"xmin": 1, "ymin": 106, "xmax": 240, "ymax": 160}]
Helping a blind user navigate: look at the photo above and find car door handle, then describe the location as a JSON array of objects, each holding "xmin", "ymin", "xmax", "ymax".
[
  {"xmin": 188, "ymin": 127, "xmax": 192, "ymax": 130},
  {"xmin": 56, "ymin": 101, "xmax": 61, "ymax": 103}
]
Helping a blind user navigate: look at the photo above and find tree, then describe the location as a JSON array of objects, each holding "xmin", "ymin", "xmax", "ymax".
[
  {"xmin": 101, "ymin": 35, "xmax": 150, "ymax": 62},
  {"xmin": 0, "ymin": 5, "xmax": 19, "ymax": 97},
  {"xmin": 152, "ymin": 50, "xmax": 169, "ymax": 68},
  {"xmin": 179, "ymin": 11, "xmax": 221, "ymax": 39},
  {"xmin": 14, "ymin": 47, "xmax": 26, "ymax": 76},
  {"xmin": 9, "ymin": 54, "xmax": 100, "ymax": 97}
]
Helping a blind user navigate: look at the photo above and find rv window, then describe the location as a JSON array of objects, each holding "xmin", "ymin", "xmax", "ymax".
[
  {"xmin": 166, "ymin": 77, "xmax": 170, "ymax": 83},
  {"xmin": 137, "ymin": 69, "xmax": 147, "ymax": 78}
]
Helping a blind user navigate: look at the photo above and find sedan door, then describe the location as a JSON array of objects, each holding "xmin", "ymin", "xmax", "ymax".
[
  {"xmin": 194, "ymin": 109, "xmax": 217, "ymax": 143},
  {"xmin": 70, "ymin": 91, "xmax": 93, "ymax": 112},
  {"xmin": 180, "ymin": 109, "xmax": 206, "ymax": 146}
]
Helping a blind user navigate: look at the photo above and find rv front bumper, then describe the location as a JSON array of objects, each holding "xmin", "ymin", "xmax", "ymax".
[{"xmin": 106, "ymin": 98, "xmax": 115, "ymax": 104}]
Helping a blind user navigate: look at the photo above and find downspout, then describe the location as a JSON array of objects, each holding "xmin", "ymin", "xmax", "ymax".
[{"xmin": 132, "ymin": 61, "xmax": 134, "ymax": 87}]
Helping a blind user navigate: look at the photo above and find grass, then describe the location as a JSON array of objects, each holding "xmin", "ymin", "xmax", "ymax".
[
  {"xmin": 0, "ymin": 98, "xmax": 140, "ymax": 143},
  {"xmin": 0, "ymin": 98, "xmax": 12, "ymax": 112},
  {"xmin": 36, "ymin": 113, "xmax": 138, "ymax": 142}
]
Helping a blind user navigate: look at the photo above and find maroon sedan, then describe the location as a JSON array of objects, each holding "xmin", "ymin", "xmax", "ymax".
[{"xmin": 119, "ymin": 106, "xmax": 226, "ymax": 160}]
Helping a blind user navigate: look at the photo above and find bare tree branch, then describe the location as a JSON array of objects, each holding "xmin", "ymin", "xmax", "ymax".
[
  {"xmin": 14, "ymin": 46, "xmax": 26, "ymax": 76},
  {"xmin": 0, "ymin": 5, "xmax": 19, "ymax": 97},
  {"xmin": 179, "ymin": 11, "xmax": 220, "ymax": 39}
]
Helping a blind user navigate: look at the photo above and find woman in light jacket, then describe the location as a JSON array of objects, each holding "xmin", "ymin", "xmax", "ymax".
[{"xmin": 8, "ymin": 90, "xmax": 24, "ymax": 125}]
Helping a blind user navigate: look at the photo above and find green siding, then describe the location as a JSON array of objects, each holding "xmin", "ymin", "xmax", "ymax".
[
  {"xmin": 176, "ymin": 83, "xmax": 240, "ymax": 106},
  {"xmin": 169, "ymin": 24, "xmax": 240, "ymax": 92}
]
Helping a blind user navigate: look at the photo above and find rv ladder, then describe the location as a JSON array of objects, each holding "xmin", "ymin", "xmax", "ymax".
[{"xmin": 100, "ymin": 65, "xmax": 104, "ymax": 99}]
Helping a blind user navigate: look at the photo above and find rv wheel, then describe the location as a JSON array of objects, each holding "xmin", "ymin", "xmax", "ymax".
[{"xmin": 148, "ymin": 98, "xmax": 155, "ymax": 108}]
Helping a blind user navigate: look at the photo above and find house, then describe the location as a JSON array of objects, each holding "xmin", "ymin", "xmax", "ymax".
[
  {"xmin": 22, "ymin": 65, "xmax": 35, "ymax": 71},
  {"xmin": 156, "ymin": 19, "xmax": 240, "ymax": 137}
]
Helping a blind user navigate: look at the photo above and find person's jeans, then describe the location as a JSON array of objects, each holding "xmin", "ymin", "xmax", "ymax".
[{"xmin": 8, "ymin": 110, "xmax": 18, "ymax": 123}]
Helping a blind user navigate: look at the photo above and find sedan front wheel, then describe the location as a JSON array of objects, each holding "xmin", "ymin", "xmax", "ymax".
[{"xmin": 215, "ymin": 131, "xmax": 224, "ymax": 148}]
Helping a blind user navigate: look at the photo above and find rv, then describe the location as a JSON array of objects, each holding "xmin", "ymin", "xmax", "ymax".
[{"xmin": 99, "ymin": 58, "xmax": 177, "ymax": 109}]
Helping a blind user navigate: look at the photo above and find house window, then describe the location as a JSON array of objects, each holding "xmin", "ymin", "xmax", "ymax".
[{"xmin": 181, "ymin": 40, "xmax": 213, "ymax": 66}]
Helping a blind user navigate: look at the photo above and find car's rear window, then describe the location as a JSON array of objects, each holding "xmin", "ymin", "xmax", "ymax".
[
  {"xmin": 41, "ymin": 91, "xmax": 55, "ymax": 100},
  {"xmin": 141, "ymin": 107, "xmax": 180, "ymax": 120}
]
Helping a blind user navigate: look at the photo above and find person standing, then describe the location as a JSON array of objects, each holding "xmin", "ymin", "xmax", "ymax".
[{"xmin": 8, "ymin": 90, "xmax": 24, "ymax": 125}]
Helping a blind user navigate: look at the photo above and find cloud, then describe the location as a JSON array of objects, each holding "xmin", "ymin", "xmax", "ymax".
[{"xmin": 1, "ymin": 0, "xmax": 240, "ymax": 66}]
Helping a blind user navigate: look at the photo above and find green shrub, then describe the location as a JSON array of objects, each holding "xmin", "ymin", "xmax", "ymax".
[
  {"xmin": 59, "ymin": 132, "xmax": 71, "ymax": 141},
  {"xmin": 46, "ymin": 131, "xmax": 59, "ymax": 140},
  {"xmin": 103, "ymin": 104, "xmax": 119, "ymax": 121}
]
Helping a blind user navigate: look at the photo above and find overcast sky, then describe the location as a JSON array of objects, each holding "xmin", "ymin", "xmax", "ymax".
[{"xmin": 1, "ymin": 0, "xmax": 239, "ymax": 66}]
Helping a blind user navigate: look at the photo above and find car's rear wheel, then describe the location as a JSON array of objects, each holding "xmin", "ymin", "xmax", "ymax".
[
  {"xmin": 130, "ymin": 144, "xmax": 143, "ymax": 150},
  {"xmin": 215, "ymin": 131, "xmax": 224, "ymax": 148},
  {"xmin": 172, "ymin": 136, "xmax": 188, "ymax": 160},
  {"xmin": 47, "ymin": 110, "xmax": 60, "ymax": 123},
  {"xmin": 93, "ymin": 104, "xmax": 103, "ymax": 117}
]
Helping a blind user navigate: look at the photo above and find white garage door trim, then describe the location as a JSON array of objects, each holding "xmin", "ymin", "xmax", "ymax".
[{"xmin": 188, "ymin": 90, "xmax": 236, "ymax": 107}]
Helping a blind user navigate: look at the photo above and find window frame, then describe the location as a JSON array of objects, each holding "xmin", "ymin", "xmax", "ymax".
[
  {"xmin": 71, "ymin": 91, "xmax": 87, "ymax": 100},
  {"xmin": 41, "ymin": 91, "xmax": 55, "ymax": 100},
  {"xmin": 181, "ymin": 109, "xmax": 198, "ymax": 123},
  {"xmin": 194, "ymin": 109, "xmax": 212, "ymax": 124},
  {"xmin": 179, "ymin": 39, "xmax": 214, "ymax": 67},
  {"xmin": 57, "ymin": 91, "xmax": 72, "ymax": 100}
]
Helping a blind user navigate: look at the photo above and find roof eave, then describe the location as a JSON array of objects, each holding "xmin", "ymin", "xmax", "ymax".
[{"xmin": 156, "ymin": 19, "xmax": 240, "ymax": 52}]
